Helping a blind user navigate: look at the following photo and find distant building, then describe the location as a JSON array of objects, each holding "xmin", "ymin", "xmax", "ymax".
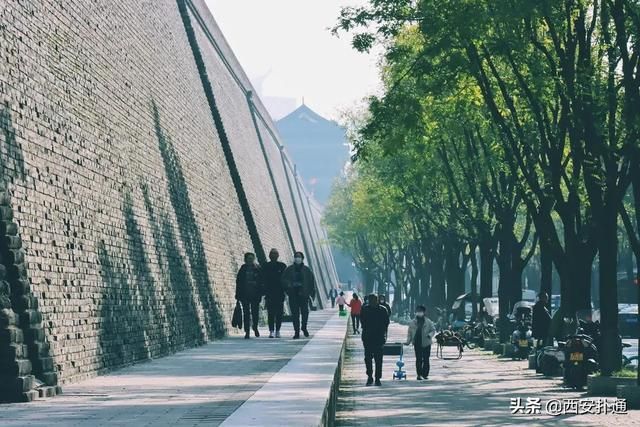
[
  {"xmin": 276, "ymin": 103, "xmax": 359, "ymax": 285},
  {"xmin": 276, "ymin": 103, "xmax": 349, "ymax": 204}
]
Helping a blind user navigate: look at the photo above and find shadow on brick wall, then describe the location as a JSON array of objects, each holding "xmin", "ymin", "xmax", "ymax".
[
  {"xmin": 0, "ymin": 107, "xmax": 26, "ymax": 181},
  {"xmin": 153, "ymin": 101, "xmax": 225, "ymax": 339},
  {"xmin": 0, "ymin": 106, "xmax": 60, "ymax": 400},
  {"xmin": 97, "ymin": 239, "xmax": 150, "ymax": 369},
  {"xmin": 95, "ymin": 103, "xmax": 227, "ymax": 371},
  {"xmin": 140, "ymin": 183, "xmax": 204, "ymax": 347},
  {"xmin": 121, "ymin": 191, "xmax": 168, "ymax": 352},
  {"xmin": 96, "ymin": 182, "xmax": 208, "ymax": 370}
]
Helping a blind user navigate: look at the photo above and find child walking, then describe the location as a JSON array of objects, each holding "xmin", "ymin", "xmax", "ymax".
[{"xmin": 336, "ymin": 291, "xmax": 347, "ymax": 312}]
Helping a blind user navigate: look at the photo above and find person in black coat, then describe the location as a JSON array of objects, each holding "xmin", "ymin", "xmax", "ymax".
[
  {"xmin": 532, "ymin": 292, "xmax": 552, "ymax": 346},
  {"xmin": 282, "ymin": 252, "xmax": 316, "ymax": 339},
  {"xmin": 360, "ymin": 294, "xmax": 390, "ymax": 386},
  {"xmin": 262, "ymin": 248, "xmax": 287, "ymax": 338},
  {"xmin": 235, "ymin": 252, "xmax": 263, "ymax": 339},
  {"xmin": 379, "ymin": 294, "xmax": 392, "ymax": 318}
]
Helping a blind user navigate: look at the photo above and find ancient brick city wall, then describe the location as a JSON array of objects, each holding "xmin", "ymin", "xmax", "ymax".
[{"xmin": 0, "ymin": 0, "xmax": 338, "ymax": 401}]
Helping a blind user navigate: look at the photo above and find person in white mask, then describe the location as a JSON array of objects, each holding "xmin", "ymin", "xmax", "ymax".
[
  {"xmin": 282, "ymin": 251, "xmax": 316, "ymax": 339},
  {"xmin": 405, "ymin": 305, "xmax": 436, "ymax": 380}
]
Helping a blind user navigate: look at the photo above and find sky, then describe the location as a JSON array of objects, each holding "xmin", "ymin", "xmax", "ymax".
[{"xmin": 204, "ymin": 0, "xmax": 381, "ymax": 121}]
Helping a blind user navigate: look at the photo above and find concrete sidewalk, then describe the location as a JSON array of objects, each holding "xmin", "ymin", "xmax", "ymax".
[
  {"xmin": 0, "ymin": 309, "xmax": 335, "ymax": 427},
  {"xmin": 337, "ymin": 322, "xmax": 640, "ymax": 427},
  {"xmin": 222, "ymin": 311, "xmax": 348, "ymax": 426}
]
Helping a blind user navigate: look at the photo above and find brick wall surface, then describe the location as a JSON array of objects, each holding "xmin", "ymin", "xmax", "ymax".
[
  {"xmin": 258, "ymin": 119, "xmax": 305, "ymax": 257},
  {"xmin": 290, "ymin": 169, "xmax": 328, "ymax": 299},
  {"xmin": 189, "ymin": 9, "xmax": 293, "ymax": 265},
  {"xmin": 299, "ymin": 184, "xmax": 332, "ymax": 298},
  {"xmin": 0, "ymin": 0, "xmax": 335, "ymax": 398}
]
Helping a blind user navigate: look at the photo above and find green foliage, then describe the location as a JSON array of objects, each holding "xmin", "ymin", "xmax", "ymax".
[{"xmin": 328, "ymin": 0, "xmax": 640, "ymax": 376}]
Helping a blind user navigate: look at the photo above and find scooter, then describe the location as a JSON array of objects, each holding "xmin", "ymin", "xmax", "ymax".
[
  {"xmin": 393, "ymin": 346, "xmax": 407, "ymax": 380},
  {"xmin": 561, "ymin": 332, "xmax": 598, "ymax": 389},
  {"xmin": 537, "ymin": 345, "xmax": 564, "ymax": 376},
  {"xmin": 511, "ymin": 318, "xmax": 533, "ymax": 360},
  {"xmin": 559, "ymin": 319, "xmax": 600, "ymax": 389}
]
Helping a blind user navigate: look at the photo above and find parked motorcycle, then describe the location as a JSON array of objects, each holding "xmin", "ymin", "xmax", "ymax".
[
  {"xmin": 470, "ymin": 321, "xmax": 496, "ymax": 347},
  {"xmin": 511, "ymin": 318, "xmax": 533, "ymax": 360},
  {"xmin": 510, "ymin": 303, "xmax": 533, "ymax": 360},
  {"xmin": 536, "ymin": 313, "xmax": 599, "ymax": 381},
  {"xmin": 537, "ymin": 345, "xmax": 564, "ymax": 376},
  {"xmin": 561, "ymin": 331, "xmax": 599, "ymax": 389}
]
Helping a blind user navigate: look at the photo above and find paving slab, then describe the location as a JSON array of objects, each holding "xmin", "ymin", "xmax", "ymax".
[
  {"xmin": 221, "ymin": 311, "xmax": 347, "ymax": 426},
  {"xmin": 0, "ymin": 309, "xmax": 335, "ymax": 427},
  {"xmin": 337, "ymin": 321, "xmax": 640, "ymax": 427}
]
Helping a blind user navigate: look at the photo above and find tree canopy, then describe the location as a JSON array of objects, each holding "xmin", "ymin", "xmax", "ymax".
[{"xmin": 326, "ymin": 0, "xmax": 640, "ymax": 376}]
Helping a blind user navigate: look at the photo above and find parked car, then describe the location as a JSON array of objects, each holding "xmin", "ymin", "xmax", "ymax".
[{"xmin": 618, "ymin": 304, "xmax": 638, "ymax": 339}]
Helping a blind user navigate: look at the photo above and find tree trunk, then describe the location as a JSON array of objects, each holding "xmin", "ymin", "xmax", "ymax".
[
  {"xmin": 445, "ymin": 239, "xmax": 465, "ymax": 307},
  {"xmin": 623, "ymin": 242, "xmax": 634, "ymax": 284},
  {"xmin": 557, "ymin": 232, "xmax": 594, "ymax": 314},
  {"xmin": 599, "ymin": 202, "xmax": 622, "ymax": 375},
  {"xmin": 635, "ymin": 174, "xmax": 640, "ymax": 386},
  {"xmin": 429, "ymin": 247, "xmax": 446, "ymax": 310},
  {"xmin": 479, "ymin": 239, "xmax": 495, "ymax": 299},
  {"xmin": 363, "ymin": 269, "xmax": 375, "ymax": 295},
  {"xmin": 540, "ymin": 238, "xmax": 552, "ymax": 311},
  {"xmin": 470, "ymin": 244, "xmax": 479, "ymax": 320},
  {"xmin": 511, "ymin": 257, "xmax": 524, "ymax": 307},
  {"xmin": 496, "ymin": 227, "xmax": 513, "ymax": 343}
]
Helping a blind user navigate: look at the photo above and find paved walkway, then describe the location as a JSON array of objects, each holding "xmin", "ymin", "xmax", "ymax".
[
  {"xmin": 0, "ymin": 310, "xmax": 335, "ymax": 427},
  {"xmin": 222, "ymin": 312, "xmax": 347, "ymax": 426},
  {"xmin": 337, "ymin": 322, "xmax": 640, "ymax": 427}
]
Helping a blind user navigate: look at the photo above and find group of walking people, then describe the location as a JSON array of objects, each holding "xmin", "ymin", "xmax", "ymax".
[
  {"xmin": 341, "ymin": 292, "xmax": 435, "ymax": 386},
  {"xmin": 235, "ymin": 248, "xmax": 316, "ymax": 339}
]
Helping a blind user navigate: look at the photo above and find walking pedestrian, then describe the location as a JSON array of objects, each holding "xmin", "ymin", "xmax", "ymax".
[
  {"xmin": 235, "ymin": 252, "xmax": 263, "ymax": 339},
  {"xmin": 336, "ymin": 292, "xmax": 347, "ymax": 312},
  {"xmin": 360, "ymin": 294, "xmax": 390, "ymax": 386},
  {"xmin": 532, "ymin": 292, "xmax": 552, "ymax": 346},
  {"xmin": 347, "ymin": 293, "xmax": 362, "ymax": 334},
  {"xmin": 404, "ymin": 305, "xmax": 436, "ymax": 380},
  {"xmin": 262, "ymin": 248, "xmax": 287, "ymax": 338},
  {"xmin": 379, "ymin": 294, "xmax": 392, "ymax": 317},
  {"xmin": 379, "ymin": 294, "xmax": 391, "ymax": 340},
  {"xmin": 329, "ymin": 287, "xmax": 339, "ymax": 308},
  {"xmin": 282, "ymin": 251, "xmax": 316, "ymax": 339}
]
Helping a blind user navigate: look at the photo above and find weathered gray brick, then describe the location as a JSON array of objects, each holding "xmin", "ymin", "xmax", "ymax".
[{"xmin": 0, "ymin": 0, "xmax": 336, "ymax": 392}]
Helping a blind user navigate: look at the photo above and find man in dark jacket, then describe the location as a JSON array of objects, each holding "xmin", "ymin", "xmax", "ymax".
[
  {"xmin": 263, "ymin": 248, "xmax": 287, "ymax": 338},
  {"xmin": 235, "ymin": 252, "xmax": 263, "ymax": 339},
  {"xmin": 282, "ymin": 251, "xmax": 316, "ymax": 339},
  {"xmin": 379, "ymin": 294, "xmax": 392, "ymax": 340},
  {"xmin": 379, "ymin": 294, "xmax": 392, "ymax": 318},
  {"xmin": 532, "ymin": 292, "xmax": 552, "ymax": 345},
  {"xmin": 360, "ymin": 294, "xmax": 390, "ymax": 386}
]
